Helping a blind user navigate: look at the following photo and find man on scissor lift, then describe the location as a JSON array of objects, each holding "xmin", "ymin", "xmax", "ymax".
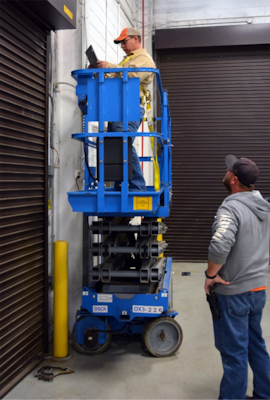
[{"xmin": 97, "ymin": 28, "xmax": 156, "ymax": 192}]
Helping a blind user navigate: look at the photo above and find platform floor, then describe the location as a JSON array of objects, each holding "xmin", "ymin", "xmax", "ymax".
[{"xmin": 4, "ymin": 263, "xmax": 270, "ymax": 400}]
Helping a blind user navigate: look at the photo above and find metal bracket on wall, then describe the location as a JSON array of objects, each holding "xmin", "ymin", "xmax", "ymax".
[{"xmin": 48, "ymin": 165, "xmax": 54, "ymax": 177}]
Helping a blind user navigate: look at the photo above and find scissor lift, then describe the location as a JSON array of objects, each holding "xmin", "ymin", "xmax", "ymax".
[{"xmin": 68, "ymin": 68, "xmax": 183, "ymax": 356}]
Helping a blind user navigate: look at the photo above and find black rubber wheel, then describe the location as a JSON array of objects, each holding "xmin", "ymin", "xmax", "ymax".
[
  {"xmin": 72, "ymin": 319, "xmax": 111, "ymax": 355},
  {"xmin": 143, "ymin": 317, "xmax": 183, "ymax": 357}
]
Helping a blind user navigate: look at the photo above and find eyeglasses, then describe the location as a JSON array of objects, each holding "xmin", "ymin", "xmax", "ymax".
[{"xmin": 119, "ymin": 36, "xmax": 133, "ymax": 46}]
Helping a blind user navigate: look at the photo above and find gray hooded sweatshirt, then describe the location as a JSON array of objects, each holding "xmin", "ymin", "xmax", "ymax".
[{"xmin": 208, "ymin": 190, "xmax": 270, "ymax": 295}]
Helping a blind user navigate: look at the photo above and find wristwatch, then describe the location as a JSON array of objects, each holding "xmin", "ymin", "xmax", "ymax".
[{"xmin": 205, "ymin": 270, "xmax": 217, "ymax": 279}]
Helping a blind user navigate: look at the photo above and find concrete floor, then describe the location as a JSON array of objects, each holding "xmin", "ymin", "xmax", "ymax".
[{"xmin": 4, "ymin": 263, "xmax": 270, "ymax": 400}]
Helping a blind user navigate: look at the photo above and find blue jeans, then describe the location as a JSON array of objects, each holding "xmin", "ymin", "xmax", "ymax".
[
  {"xmin": 108, "ymin": 106, "xmax": 146, "ymax": 192},
  {"xmin": 213, "ymin": 291, "xmax": 270, "ymax": 400}
]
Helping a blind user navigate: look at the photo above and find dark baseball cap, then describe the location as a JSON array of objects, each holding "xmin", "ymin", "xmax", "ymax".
[{"xmin": 225, "ymin": 155, "xmax": 260, "ymax": 187}]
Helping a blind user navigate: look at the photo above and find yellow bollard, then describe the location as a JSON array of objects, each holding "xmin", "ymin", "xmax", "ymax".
[{"xmin": 53, "ymin": 240, "xmax": 68, "ymax": 358}]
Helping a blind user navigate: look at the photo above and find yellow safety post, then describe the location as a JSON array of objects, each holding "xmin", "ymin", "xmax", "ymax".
[{"xmin": 53, "ymin": 240, "xmax": 68, "ymax": 358}]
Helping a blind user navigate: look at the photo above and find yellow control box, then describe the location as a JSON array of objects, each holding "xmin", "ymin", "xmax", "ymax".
[{"xmin": 133, "ymin": 197, "xmax": 153, "ymax": 210}]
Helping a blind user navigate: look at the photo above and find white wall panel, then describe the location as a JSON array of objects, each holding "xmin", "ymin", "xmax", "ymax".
[
  {"xmin": 257, "ymin": 0, "xmax": 270, "ymax": 5},
  {"xmin": 108, "ymin": 0, "xmax": 118, "ymax": 20},
  {"xmin": 85, "ymin": 0, "xmax": 132, "ymax": 64},
  {"xmin": 119, "ymin": 0, "xmax": 134, "ymax": 25},
  {"xmin": 216, "ymin": 0, "xmax": 255, "ymax": 8},
  {"xmin": 153, "ymin": 0, "xmax": 270, "ymax": 29},
  {"xmin": 120, "ymin": 12, "xmax": 133, "ymax": 35}
]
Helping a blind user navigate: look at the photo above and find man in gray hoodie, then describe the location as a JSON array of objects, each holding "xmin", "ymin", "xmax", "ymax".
[{"xmin": 205, "ymin": 155, "xmax": 270, "ymax": 400}]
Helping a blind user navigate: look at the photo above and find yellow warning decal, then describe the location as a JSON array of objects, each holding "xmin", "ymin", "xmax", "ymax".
[
  {"xmin": 64, "ymin": 5, "xmax": 73, "ymax": 20},
  {"xmin": 133, "ymin": 197, "xmax": 153, "ymax": 210}
]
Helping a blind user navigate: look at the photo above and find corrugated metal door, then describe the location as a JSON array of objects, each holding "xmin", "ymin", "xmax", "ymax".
[
  {"xmin": 0, "ymin": 1, "xmax": 48, "ymax": 396},
  {"xmin": 157, "ymin": 46, "xmax": 270, "ymax": 261}
]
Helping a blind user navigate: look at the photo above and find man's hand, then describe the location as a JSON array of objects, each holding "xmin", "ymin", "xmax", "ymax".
[
  {"xmin": 97, "ymin": 60, "xmax": 109, "ymax": 68},
  {"xmin": 204, "ymin": 274, "xmax": 230, "ymax": 294}
]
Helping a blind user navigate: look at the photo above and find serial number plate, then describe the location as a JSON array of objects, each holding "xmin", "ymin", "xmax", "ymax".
[{"xmin": 132, "ymin": 305, "xmax": 163, "ymax": 314}]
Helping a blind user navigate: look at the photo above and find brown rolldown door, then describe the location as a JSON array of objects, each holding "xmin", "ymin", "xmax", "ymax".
[
  {"xmin": 0, "ymin": 1, "xmax": 48, "ymax": 396},
  {"xmin": 157, "ymin": 46, "xmax": 270, "ymax": 261}
]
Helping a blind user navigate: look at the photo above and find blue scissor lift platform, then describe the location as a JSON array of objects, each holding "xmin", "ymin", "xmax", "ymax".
[{"xmin": 68, "ymin": 68, "xmax": 183, "ymax": 357}]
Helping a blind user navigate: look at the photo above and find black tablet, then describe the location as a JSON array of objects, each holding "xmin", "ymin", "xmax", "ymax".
[{"xmin": 85, "ymin": 45, "xmax": 98, "ymax": 68}]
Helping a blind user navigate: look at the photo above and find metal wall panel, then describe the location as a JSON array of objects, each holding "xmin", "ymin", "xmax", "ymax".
[
  {"xmin": 157, "ymin": 46, "xmax": 270, "ymax": 261},
  {"xmin": 0, "ymin": 1, "xmax": 48, "ymax": 396}
]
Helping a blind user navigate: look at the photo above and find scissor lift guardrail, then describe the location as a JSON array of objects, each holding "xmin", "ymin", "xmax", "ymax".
[{"xmin": 67, "ymin": 68, "xmax": 172, "ymax": 217}]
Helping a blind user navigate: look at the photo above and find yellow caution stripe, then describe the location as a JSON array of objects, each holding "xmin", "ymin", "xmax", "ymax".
[{"xmin": 64, "ymin": 5, "xmax": 73, "ymax": 20}]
